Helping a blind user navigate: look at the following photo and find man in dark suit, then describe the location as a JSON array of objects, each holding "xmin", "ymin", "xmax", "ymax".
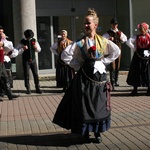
[{"xmin": 17, "ymin": 29, "xmax": 42, "ymax": 94}]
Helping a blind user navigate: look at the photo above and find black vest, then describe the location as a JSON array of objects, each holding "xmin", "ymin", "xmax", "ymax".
[
  {"xmin": 107, "ymin": 30, "xmax": 122, "ymax": 48},
  {"xmin": 20, "ymin": 38, "xmax": 36, "ymax": 61}
]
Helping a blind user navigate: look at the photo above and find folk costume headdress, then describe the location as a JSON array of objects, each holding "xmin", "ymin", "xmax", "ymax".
[
  {"xmin": 138, "ymin": 22, "xmax": 149, "ymax": 31},
  {"xmin": 57, "ymin": 30, "xmax": 72, "ymax": 53}
]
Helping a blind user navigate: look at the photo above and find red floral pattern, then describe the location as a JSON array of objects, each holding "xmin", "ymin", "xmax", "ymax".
[
  {"xmin": 90, "ymin": 46, "xmax": 96, "ymax": 51},
  {"xmin": 32, "ymin": 41, "xmax": 35, "ymax": 45}
]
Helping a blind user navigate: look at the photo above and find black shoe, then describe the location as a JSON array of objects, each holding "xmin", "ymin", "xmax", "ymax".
[
  {"xmin": 26, "ymin": 90, "xmax": 31, "ymax": 94},
  {"xmin": 83, "ymin": 134, "xmax": 91, "ymax": 143},
  {"xmin": 94, "ymin": 133, "xmax": 102, "ymax": 143},
  {"xmin": 94, "ymin": 136, "xmax": 102, "ymax": 143},
  {"xmin": 146, "ymin": 90, "xmax": 150, "ymax": 96},
  {"xmin": 111, "ymin": 85, "xmax": 115, "ymax": 91},
  {"xmin": 129, "ymin": 90, "xmax": 137, "ymax": 96},
  {"xmin": 114, "ymin": 81, "xmax": 119, "ymax": 86},
  {"xmin": 62, "ymin": 87, "xmax": 67, "ymax": 92},
  {"xmin": 8, "ymin": 94, "xmax": 20, "ymax": 100},
  {"xmin": 0, "ymin": 93, "xmax": 4, "ymax": 97},
  {"xmin": 36, "ymin": 89, "xmax": 42, "ymax": 94}
]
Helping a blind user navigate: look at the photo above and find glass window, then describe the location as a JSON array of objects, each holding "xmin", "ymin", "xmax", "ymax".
[{"xmin": 37, "ymin": 17, "xmax": 51, "ymax": 69}]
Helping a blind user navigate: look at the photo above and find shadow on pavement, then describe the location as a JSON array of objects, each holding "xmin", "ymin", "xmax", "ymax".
[
  {"xmin": 111, "ymin": 93, "xmax": 148, "ymax": 97},
  {"xmin": 0, "ymin": 133, "xmax": 85, "ymax": 147},
  {"xmin": 12, "ymin": 89, "xmax": 63, "ymax": 94}
]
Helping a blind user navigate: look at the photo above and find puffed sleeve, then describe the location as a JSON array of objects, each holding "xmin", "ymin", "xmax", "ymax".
[
  {"xmin": 35, "ymin": 41, "xmax": 41, "ymax": 52},
  {"xmin": 126, "ymin": 35, "xmax": 136, "ymax": 51},
  {"xmin": 102, "ymin": 40, "xmax": 121, "ymax": 65},
  {"xmin": 3, "ymin": 40, "xmax": 14, "ymax": 52},
  {"xmin": 10, "ymin": 48, "xmax": 19, "ymax": 58},
  {"xmin": 120, "ymin": 32, "xmax": 127, "ymax": 43},
  {"xmin": 102, "ymin": 32, "xmax": 110, "ymax": 39},
  {"xmin": 61, "ymin": 42, "xmax": 83, "ymax": 71},
  {"xmin": 16, "ymin": 43, "xmax": 24, "ymax": 55},
  {"xmin": 50, "ymin": 42, "xmax": 58, "ymax": 55}
]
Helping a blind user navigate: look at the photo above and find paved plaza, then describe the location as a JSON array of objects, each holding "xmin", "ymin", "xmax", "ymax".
[{"xmin": 0, "ymin": 74, "xmax": 150, "ymax": 150}]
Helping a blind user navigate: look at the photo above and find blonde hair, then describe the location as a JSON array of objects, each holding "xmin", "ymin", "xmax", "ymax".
[
  {"xmin": 86, "ymin": 8, "xmax": 99, "ymax": 24},
  {"xmin": 61, "ymin": 30, "xmax": 68, "ymax": 36}
]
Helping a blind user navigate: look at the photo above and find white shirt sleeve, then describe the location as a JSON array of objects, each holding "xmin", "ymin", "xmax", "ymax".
[
  {"xmin": 50, "ymin": 42, "xmax": 58, "ymax": 55},
  {"xmin": 61, "ymin": 40, "xmax": 121, "ymax": 70},
  {"xmin": 126, "ymin": 35, "xmax": 136, "ymax": 51},
  {"xmin": 103, "ymin": 31, "xmax": 127, "ymax": 43},
  {"xmin": 16, "ymin": 40, "xmax": 41, "ymax": 54},
  {"xmin": 120, "ymin": 32, "xmax": 127, "ymax": 43},
  {"xmin": 102, "ymin": 40, "xmax": 121, "ymax": 65},
  {"xmin": 35, "ymin": 41, "xmax": 41, "ymax": 52},
  {"xmin": 3, "ymin": 40, "xmax": 14, "ymax": 52},
  {"xmin": 102, "ymin": 33, "xmax": 110, "ymax": 39},
  {"xmin": 16, "ymin": 43, "xmax": 24, "ymax": 55},
  {"xmin": 61, "ymin": 42, "xmax": 83, "ymax": 71},
  {"xmin": 4, "ymin": 55, "xmax": 11, "ymax": 62},
  {"xmin": 10, "ymin": 48, "xmax": 19, "ymax": 58}
]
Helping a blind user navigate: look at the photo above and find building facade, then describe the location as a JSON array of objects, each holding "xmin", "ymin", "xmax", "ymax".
[{"xmin": 0, "ymin": 0, "xmax": 150, "ymax": 78}]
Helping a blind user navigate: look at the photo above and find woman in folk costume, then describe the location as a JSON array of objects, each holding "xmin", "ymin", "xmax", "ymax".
[
  {"xmin": 53, "ymin": 8, "xmax": 120, "ymax": 143},
  {"xmin": 50, "ymin": 30, "xmax": 75, "ymax": 92},
  {"xmin": 126, "ymin": 22, "xmax": 150, "ymax": 96}
]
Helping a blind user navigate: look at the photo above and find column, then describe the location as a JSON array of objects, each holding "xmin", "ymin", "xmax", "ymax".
[{"xmin": 13, "ymin": 0, "xmax": 38, "ymax": 79}]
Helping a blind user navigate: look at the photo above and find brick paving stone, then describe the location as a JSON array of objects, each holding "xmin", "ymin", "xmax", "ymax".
[
  {"xmin": 45, "ymin": 121, "xmax": 56, "ymax": 132},
  {"xmin": 0, "ymin": 75, "xmax": 150, "ymax": 149},
  {"xmin": 104, "ymin": 130, "xmax": 129, "ymax": 150},
  {"xmin": 7, "ymin": 121, "xmax": 15, "ymax": 135},
  {"xmin": 106, "ymin": 129, "xmax": 130, "ymax": 150},
  {"xmin": 7, "ymin": 143, "xmax": 18, "ymax": 150},
  {"xmin": 29, "ymin": 120, "xmax": 40, "ymax": 134},
  {"xmin": 47, "ymin": 146, "xmax": 57, "ymax": 150},
  {"xmin": 84, "ymin": 143, "xmax": 99, "ymax": 150},
  {"xmin": 118, "ymin": 128, "xmax": 143, "ymax": 150},
  {"xmin": 0, "ymin": 141, "xmax": 7, "ymax": 150},
  {"xmin": 0, "ymin": 122, "xmax": 7, "ymax": 136},
  {"xmin": 124, "ymin": 127, "xmax": 150, "ymax": 149},
  {"xmin": 17, "ymin": 144, "xmax": 28, "ymax": 150},
  {"xmin": 94, "ymin": 143, "xmax": 109, "ymax": 150},
  {"xmin": 75, "ymin": 144, "xmax": 89, "ymax": 150},
  {"xmin": 66, "ymin": 145, "xmax": 78, "ymax": 150},
  {"xmin": 22, "ymin": 120, "xmax": 31, "ymax": 134},
  {"xmin": 26, "ymin": 145, "xmax": 37, "ymax": 150},
  {"xmin": 14, "ymin": 120, "xmax": 24, "ymax": 135}
]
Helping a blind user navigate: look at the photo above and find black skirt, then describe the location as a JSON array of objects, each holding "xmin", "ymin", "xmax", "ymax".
[
  {"xmin": 53, "ymin": 59, "xmax": 111, "ymax": 134},
  {"xmin": 127, "ymin": 51, "xmax": 150, "ymax": 87},
  {"xmin": 56, "ymin": 54, "xmax": 75, "ymax": 88}
]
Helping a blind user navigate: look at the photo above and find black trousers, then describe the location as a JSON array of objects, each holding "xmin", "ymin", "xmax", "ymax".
[
  {"xmin": 0, "ymin": 63, "xmax": 8, "ymax": 80},
  {"xmin": 0, "ymin": 63, "xmax": 13, "ymax": 98},
  {"xmin": 22, "ymin": 59, "xmax": 40, "ymax": 90},
  {"xmin": 4, "ymin": 61, "xmax": 13, "ymax": 88},
  {"xmin": 0, "ymin": 63, "xmax": 7, "ymax": 94}
]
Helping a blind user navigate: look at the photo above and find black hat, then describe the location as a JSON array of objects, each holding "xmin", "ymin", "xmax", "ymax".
[
  {"xmin": 110, "ymin": 18, "xmax": 118, "ymax": 24},
  {"xmin": 0, "ymin": 25, "xmax": 3, "ymax": 29},
  {"xmin": 24, "ymin": 29, "xmax": 34, "ymax": 38}
]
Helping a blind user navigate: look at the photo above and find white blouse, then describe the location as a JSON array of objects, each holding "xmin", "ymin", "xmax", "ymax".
[
  {"xmin": 126, "ymin": 35, "xmax": 137, "ymax": 51},
  {"xmin": 3, "ymin": 40, "xmax": 14, "ymax": 52},
  {"xmin": 103, "ymin": 28, "xmax": 127, "ymax": 44},
  {"xmin": 1, "ymin": 38, "xmax": 19, "ymax": 60},
  {"xmin": 17, "ymin": 38, "xmax": 41, "ymax": 55},
  {"xmin": 61, "ymin": 39, "xmax": 120, "ymax": 73},
  {"xmin": 50, "ymin": 42, "xmax": 59, "ymax": 55}
]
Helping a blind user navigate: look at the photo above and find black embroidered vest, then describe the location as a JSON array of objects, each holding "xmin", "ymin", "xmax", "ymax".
[
  {"xmin": 20, "ymin": 38, "xmax": 36, "ymax": 61},
  {"xmin": 107, "ymin": 30, "xmax": 121, "ymax": 48}
]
